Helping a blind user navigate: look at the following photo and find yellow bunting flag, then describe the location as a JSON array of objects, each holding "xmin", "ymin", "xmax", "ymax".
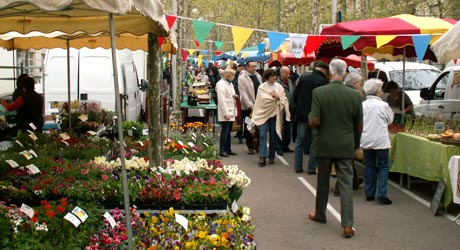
[
  {"xmin": 232, "ymin": 26, "xmax": 254, "ymax": 54},
  {"xmin": 242, "ymin": 52, "xmax": 248, "ymax": 59},
  {"xmin": 197, "ymin": 55, "xmax": 203, "ymax": 67},
  {"xmin": 188, "ymin": 49, "xmax": 196, "ymax": 55},
  {"xmin": 376, "ymin": 35, "xmax": 397, "ymax": 48}
]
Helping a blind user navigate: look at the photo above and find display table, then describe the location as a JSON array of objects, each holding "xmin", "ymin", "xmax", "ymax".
[
  {"xmin": 180, "ymin": 96, "xmax": 217, "ymax": 124},
  {"xmin": 390, "ymin": 132, "xmax": 460, "ymax": 207}
]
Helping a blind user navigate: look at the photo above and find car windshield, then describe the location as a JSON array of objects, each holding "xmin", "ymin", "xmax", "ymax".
[{"xmin": 389, "ymin": 69, "xmax": 439, "ymax": 90}]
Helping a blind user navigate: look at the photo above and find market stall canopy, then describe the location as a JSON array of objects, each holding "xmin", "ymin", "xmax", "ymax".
[
  {"xmin": 0, "ymin": 30, "xmax": 178, "ymax": 53},
  {"xmin": 0, "ymin": 0, "xmax": 170, "ymax": 37},
  {"xmin": 431, "ymin": 21, "xmax": 460, "ymax": 64},
  {"xmin": 339, "ymin": 54, "xmax": 375, "ymax": 71},
  {"xmin": 268, "ymin": 51, "xmax": 315, "ymax": 67},
  {"xmin": 319, "ymin": 14, "xmax": 457, "ymax": 61}
]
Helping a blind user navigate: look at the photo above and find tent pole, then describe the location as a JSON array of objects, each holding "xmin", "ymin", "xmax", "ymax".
[
  {"xmin": 108, "ymin": 13, "xmax": 133, "ymax": 249},
  {"xmin": 401, "ymin": 47, "xmax": 406, "ymax": 124},
  {"xmin": 66, "ymin": 39, "xmax": 71, "ymax": 130}
]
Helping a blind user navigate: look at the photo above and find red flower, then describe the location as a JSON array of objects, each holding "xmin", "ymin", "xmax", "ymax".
[
  {"xmin": 43, "ymin": 204, "xmax": 52, "ymax": 210},
  {"xmin": 46, "ymin": 210, "xmax": 55, "ymax": 218},
  {"xmin": 56, "ymin": 206, "xmax": 66, "ymax": 213},
  {"xmin": 31, "ymin": 216, "xmax": 38, "ymax": 223},
  {"xmin": 52, "ymin": 188, "xmax": 58, "ymax": 195},
  {"xmin": 40, "ymin": 200, "xmax": 48, "ymax": 205}
]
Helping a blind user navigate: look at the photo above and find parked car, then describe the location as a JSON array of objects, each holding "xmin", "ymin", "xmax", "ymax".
[
  {"xmin": 415, "ymin": 65, "xmax": 460, "ymax": 120},
  {"xmin": 374, "ymin": 62, "xmax": 441, "ymax": 106}
]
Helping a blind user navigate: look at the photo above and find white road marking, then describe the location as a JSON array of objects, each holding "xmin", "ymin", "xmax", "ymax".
[
  {"xmin": 276, "ymin": 154, "xmax": 290, "ymax": 166},
  {"xmin": 298, "ymin": 176, "xmax": 342, "ymax": 224}
]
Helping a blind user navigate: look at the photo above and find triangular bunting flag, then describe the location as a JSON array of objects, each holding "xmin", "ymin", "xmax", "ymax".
[
  {"xmin": 305, "ymin": 35, "xmax": 326, "ymax": 54},
  {"xmin": 201, "ymin": 50, "xmax": 208, "ymax": 55},
  {"xmin": 192, "ymin": 20, "xmax": 215, "ymax": 44},
  {"xmin": 242, "ymin": 52, "xmax": 248, "ymax": 59},
  {"xmin": 289, "ymin": 33, "xmax": 308, "ymax": 58},
  {"xmin": 411, "ymin": 34, "xmax": 432, "ymax": 63},
  {"xmin": 215, "ymin": 41, "xmax": 224, "ymax": 50},
  {"xmin": 158, "ymin": 37, "xmax": 165, "ymax": 48},
  {"xmin": 212, "ymin": 55, "xmax": 217, "ymax": 62},
  {"xmin": 257, "ymin": 43, "xmax": 265, "ymax": 55},
  {"xmin": 341, "ymin": 36, "xmax": 361, "ymax": 50},
  {"xmin": 215, "ymin": 51, "xmax": 222, "ymax": 56},
  {"xmin": 188, "ymin": 49, "xmax": 196, "ymax": 56},
  {"xmin": 454, "ymin": 59, "xmax": 458, "ymax": 64},
  {"xmin": 232, "ymin": 26, "xmax": 254, "ymax": 54},
  {"xmin": 267, "ymin": 31, "xmax": 289, "ymax": 51},
  {"xmin": 194, "ymin": 40, "xmax": 200, "ymax": 48},
  {"xmin": 181, "ymin": 48, "xmax": 188, "ymax": 62},
  {"xmin": 203, "ymin": 59, "xmax": 209, "ymax": 67},
  {"xmin": 376, "ymin": 35, "xmax": 397, "ymax": 48},
  {"xmin": 165, "ymin": 15, "xmax": 177, "ymax": 29}
]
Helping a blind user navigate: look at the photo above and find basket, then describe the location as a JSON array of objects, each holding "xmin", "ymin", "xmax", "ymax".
[{"xmin": 438, "ymin": 138, "xmax": 460, "ymax": 146}]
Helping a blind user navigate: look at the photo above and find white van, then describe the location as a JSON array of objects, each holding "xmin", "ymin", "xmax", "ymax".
[
  {"xmin": 415, "ymin": 66, "xmax": 460, "ymax": 120},
  {"xmin": 374, "ymin": 62, "xmax": 441, "ymax": 106},
  {"xmin": 39, "ymin": 48, "xmax": 143, "ymax": 121}
]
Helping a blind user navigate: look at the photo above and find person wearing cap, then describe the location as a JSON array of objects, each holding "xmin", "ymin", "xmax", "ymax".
[
  {"xmin": 293, "ymin": 60, "xmax": 329, "ymax": 174},
  {"xmin": 308, "ymin": 59, "xmax": 363, "ymax": 238},
  {"xmin": 1, "ymin": 76, "xmax": 44, "ymax": 132}
]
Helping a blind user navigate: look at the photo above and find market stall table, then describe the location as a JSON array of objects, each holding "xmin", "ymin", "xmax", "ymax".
[
  {"xmin": 390, "ymin": 132, "xmax": 460, "ymax": 207},
  {"xmin": 180, "ymin": 96, "xmax": 217, "ymax": 125}
]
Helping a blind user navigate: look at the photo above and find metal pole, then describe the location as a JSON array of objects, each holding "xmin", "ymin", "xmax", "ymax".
[
  {"xmin": 108, "ymin": 13, "xmax": 133, "ymax": 249},
  {"xmin": 171, "ymin": 0, "xmax": 178, "ymax": 110},
  {"xmin": 401, "ymin": 47, "xmax": 406, "ymax": 124},
  {"xmin": 331, "ymin": 0, "xmax": 337, "ymax": 24},
  {"xmin": 66, "ymin": 39, "xmax": 72, "ymax": 130}
]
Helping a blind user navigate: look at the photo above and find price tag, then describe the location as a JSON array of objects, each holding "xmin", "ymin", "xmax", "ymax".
[
  {"xmin": 27, "ymin": 129, "xmax": 34, "ymax": 135},
  {"xmin": 20, "ymin": 203, "xmax": 35, "ymax": 218},
  {"xmin": 86, "ymin": 130, "xmax": 97, "ymax": 136},
  {"xmin": 15, "ymin": 140, "xmax": 24, "ymax": 147},
  {"xmin": 203, "ymin": 142, "xmax": 209, "ymax": 147},
  {"xmin": 61, "ymin": 140, "xmax": 69, "ymax": 146},
  {"xmin": 29, "ymin": 150, "xmax": 38, "ymax": 158},
  {"xmin": 175, "ymin": 213, "xmax": 188, "ymax": 231},
  {"xmin": 178, "ymin": 140, "xmax": 184, "ymax": 145},
  {"xmin": 59, "ymin": 133, "xmax": 70, "ymax": 140},
  {"xmin": 142, "ymin": 129, "xmax": 148, "ymax": 135},
  {"xmin": 187, "ymin": 142, "xmax": 195, "ymax": 147},
  {"xmin": 28, "ymin": 133, "xmax": 38, "ymax": 141},
  {"xmin": 232, "ymin": 200, "xmax": 239, "ymax": 213},
  {"xmin": 29, "ymin": 123, "xmax": 37, "ymax": 130},
  {"xmin": 20, "ymin": 150, "xmax": 33, "ymax": 160},
  {"xmin": 25, "ymin": 164, "xmax": 40, "ymax": 175},
  {"xmin": 78, "ymin": 114, "xmax": 88, "ymax": 122},
  {"xmin": 64, "ymin": 213, "xmax": 81, "ymax": 227},
  {"xmin": 103, "ymin": 212, "xmax": 117, "ymax": 228},
  {"xmin": 6, "ymin": 159, "xmax": 19, "ymax": 168},
  {"xmin": 182, "ymin": 148, "xmax": 189, "ymax": 154},
  {"xmin": 71, "ymin": 206, "xmax": 88, "ymax": 223}
]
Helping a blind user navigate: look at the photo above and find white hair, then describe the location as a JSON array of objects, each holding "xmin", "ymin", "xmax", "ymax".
[
  {"xmin": 363, "ymin": 78, "xmax": 383, "ymax": 96},
  {"xmin": 329, "ymin": 59, "xmax": 347, "ymax": 77},
  {"xmin": 344, "ymin": 72, "xmax": 363, "ymax": 89}
]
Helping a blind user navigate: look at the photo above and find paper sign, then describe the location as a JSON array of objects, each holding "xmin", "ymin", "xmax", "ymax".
[
  {"xmin": 175, "ymin": 213, "xmax": 188, "ymax": 231},
  {"xmin": 27, "ymin": 129, "xmax": 34, "ymax": 135},
  {"xmin": 78, "ymin": 114, "xmax": 88, "ymax": 122},
  {"xmin": 232, "ymin": 200, "xmax": 239, "ymax": 213},
  {"xmin": 15, "ymin": 140, "xmax": 23, "ymax": 147},
  {"xmin": 29, "ymin": 123, "xmax": 37, "ymax": 130},
  {"xmin": 142, "ymin": 129, "xmax": 148, "ymax": 135},
  {"xmin": 25, "ymin": 164, "xmax": 40, "ymax": 175},
  {"xmin": 59, "ymin": 133, "xmax": 70, "ymax": 140},
  {"xmin": 187, "ymin": 142, "xmax": 195, "ymax": 148},
  {"xmin": 203, "ymin": 142, "xmax": 209, "ymax": 147},
  {"xmin": 178, "ymin": 140, "xmax": 184, "ymax": 145},
  {"xmin": 6, "ymin": 159, "xmax": 19, "ymax": 168},
  {"xmin": 71, "ymin": 206, "xmax": 88, "ymax": 223},
  {"xmin": 20, "ymin": 150, "xmax": 33, "ymax": 160},
  {"xmin": 28, "ymin": 133, "xmax": 38, "ymax": 141},
  {"xmin": 64, "ymin": 213, "xmax": 81, "ymax": 227},
  {"xmin": 192, "ymin": 133, "xmax": 196, "ymax": 138},
  {"xmin": 29, "ymin": 150, "xmax": 38, "ymax": 158},
  {"xmin": 86, "ymin": 131, "xmax": 97, "ymax": 136},
  {"xmin": 182, "ymin": 148, "xmax": 189, "ymax": 154},
  {"xmin": 20, "ymin": 203, "xmax": 35, "ymax": 218},
  {"xmin": 242, "ymin": 207, "xmax": 251, "ymax": 221},
  {"xmin": 103, "ymin": 212, "xmax": 117, "ymax": 228},
  {"xmin": 61, "ymin": 140, "xmax": 69, "ymax": 146}
]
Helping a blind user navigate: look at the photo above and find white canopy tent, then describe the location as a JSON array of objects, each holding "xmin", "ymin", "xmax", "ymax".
[
  {"xmin": 0, "ymin": 1, "xmax": 171, "ymax": 247},
  {"xmin": 431, "ymin": 21, "xmax": 460, "ymax": 64}
]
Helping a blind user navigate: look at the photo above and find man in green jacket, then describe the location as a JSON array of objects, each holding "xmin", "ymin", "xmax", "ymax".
[{"xmin": 307, "ymin": 59, "xmax": 363, "ymax": 238}]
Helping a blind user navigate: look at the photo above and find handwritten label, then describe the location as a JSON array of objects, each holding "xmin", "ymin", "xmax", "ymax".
[
  {"xmin": 29, "ymin": 150, "xmax": 38, "ymax": 158},
  {"xmin": 29, "ymin": 123, "xmax": 37, "ymax": 130},
  {"xmin": 175, "ymin": 213, "xmax": 188, "ymax": 231},
  {"xmin": 187, "ymin": 142, "xmax": 195, "ymax": 148},
  {"xmin": 103, "ymin": 212, "xmax": 117, "ymax": 228},
  {"xmin": 28, "ymin": 133, "xmax": 38, "ymax": 141},
  {"xmin": 59, "ymin": 133, "xmax": 70, "ymax": 140},
  {"xmin": 20, "ymin": 204, "xmax": 35, "ymax": 218},
  {"xmin": 61, "ymin": 140, "xmax": 69, "ymax": 146},
  {"xmin": 78, "ymin": 114, "xmax": 88, "ymax": 122},
  {"xmin": 86, "ymin": 131, "xmax": 97, "ymax": 136},
  {"xmin": 5, "ymin": 159, "xmax": 19, "ymax": 168},
  {"xmin": 20, "ymin": 150, "xmax": 33, "ymax": 160},
  {"xmin": 25, "ymin": 164, "xmax": 40, "ymax": 175},
  {"xmin": 15, "ymin": 140, "xmax": 23, "ymax": 147}
]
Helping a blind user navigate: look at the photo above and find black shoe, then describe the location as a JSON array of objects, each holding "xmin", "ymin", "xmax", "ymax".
[
  {"xmin": 353, "ymin": 177, "xmax": 364, "ymax": 190},
  {"xmin": 295, "ymin": 169, "xmax": 303, "ymax": 173},
  {"xmin": 219, "ymin": 152, "xmax": 229, "ymax": 157},
  {"xmin": 283, "ymin": 148, "xmax": 294, "ymax": 153},
  {"xmin": 366, "ymin": 196, "xmax": 375, "ymax": 201},
  {"xmin": 377, "ymin": 197, "xmax": 392, "ymax": 205},
  {"xmin": 228, "ymin": 151, "xmax": 237, "ymax": 155},
  {"xmin": 307, "ymin": 170, "xmax": 316, "ymax": 175},
  {"xmin": 276, "ymin": 150, "xmax": 284, "ymax": 156},
  {"xmin": 333, "ymin": 188, "xmax": 340, "ymax": 197}
]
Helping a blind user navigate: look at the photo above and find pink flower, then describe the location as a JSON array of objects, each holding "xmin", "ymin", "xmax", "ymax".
[
  {"xmin": 81, "ymin": 169, "xmax": 89, "ymax": 175},
  {"xmin": 101, "ymin": 175, "xmax": 109, "ymax": 181}
]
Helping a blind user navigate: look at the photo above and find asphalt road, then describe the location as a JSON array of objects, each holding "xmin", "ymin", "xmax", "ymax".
[{"xmin": 220, "ymin": 137, "xmax": 460, "ymax": 250}]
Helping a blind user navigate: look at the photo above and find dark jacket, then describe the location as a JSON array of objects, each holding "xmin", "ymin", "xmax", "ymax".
[
  {"xmin": 18, "ymin": 90, "xmax": 44, "ymax": 131},
  {"xmin": 293, "ymin": 70, "xmax": 329, "ymax": 122}
]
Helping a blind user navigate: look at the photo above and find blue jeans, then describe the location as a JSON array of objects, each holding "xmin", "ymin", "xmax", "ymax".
[
  {"xmin": 363, "ymin": 149, "xmax": 390, "ymax": 198},
  {"xmin": 307, "ymin": 129, "xmax": 317, "ymax": 172},
  {"xmin": 259, "ymin": 116, "xmax": 276, "ymax": 160},
  {"xmin": 294, "ymin": 121, "xmax": 307, "ymax": 172},
  {"xmin": 219, "ymin": 121, "xmax": 232, "ymax": 154}
]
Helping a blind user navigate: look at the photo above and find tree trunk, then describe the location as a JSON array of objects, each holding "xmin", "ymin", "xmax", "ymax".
[
  {"xmin": 147, "ymin": 33, "xmax": 162, "ymax": 167},
  {"xmin": 311, "ymin": 0, "xmax": 320, "ymax": 34}
]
